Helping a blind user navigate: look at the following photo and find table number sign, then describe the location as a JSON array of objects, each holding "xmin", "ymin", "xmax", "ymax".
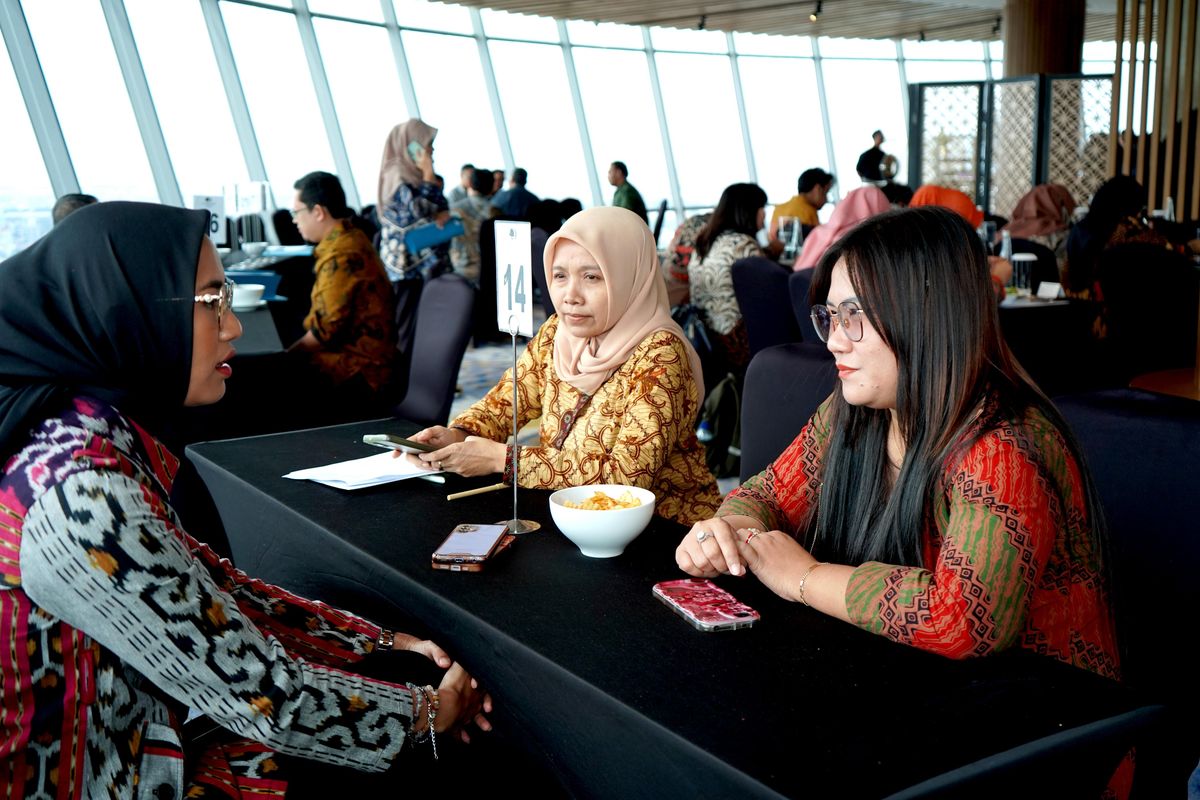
[
  {"xmin": 492, "ymin": 220, "xmax": 539, "ymax": 533},
  {"xmin": 493, "ymin": 221, "xmax": 534, "ymax": 337},
  {"xmin": 193, "ymin": 195, "xmax": 226, "ymax": 244}
]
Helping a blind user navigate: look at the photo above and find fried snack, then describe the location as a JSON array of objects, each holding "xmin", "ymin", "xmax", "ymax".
[{"xmin": 563, "ymin": 490, "xmax": 641, "ymax": 510}]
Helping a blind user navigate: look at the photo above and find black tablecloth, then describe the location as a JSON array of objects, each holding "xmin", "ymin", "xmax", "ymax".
[{"xmin": 187, "ymin": 419, "xmax": 1140, "ymax": 799}]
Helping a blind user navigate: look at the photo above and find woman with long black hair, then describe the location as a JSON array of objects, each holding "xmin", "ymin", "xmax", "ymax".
[
  {"xmin": 687, "ymin": 182, "xmax": 769, "ymax": 374},
  {"xmin": 676, "ymin": 206, "xmax": 1118, "ymax": 683}
]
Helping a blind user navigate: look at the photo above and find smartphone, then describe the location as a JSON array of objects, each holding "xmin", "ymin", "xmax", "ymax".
[
  {"xmin": 362, "ymin": 433, "xmax": 434, "ymax": 454},
  {"xmin": 407, "ymin": 140, "xmax": 426, "ymax": 162},
  {"xmin": 652, "ymin": 579, "xmax": 759, "ymax": 632},
  {"xmin": 432, "ymin": 524, "xmax": 511, "ymax": 572}
]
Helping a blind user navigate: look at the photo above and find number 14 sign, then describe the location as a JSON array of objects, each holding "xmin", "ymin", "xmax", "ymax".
[{"xmin": 494, "ymin": 221, "xmax": 534, "ymax": 337}]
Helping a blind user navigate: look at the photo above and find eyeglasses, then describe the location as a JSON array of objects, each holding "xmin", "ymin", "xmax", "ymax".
[
  {"xmin": 289, "ymin": 206, "xmax": 310, "ymax": 219},
  {"xmin": 810, "ymin": 302, "xmax": 867, "ymax": 343},
  {"xmin": 195, "ymin": 277, "xmax": 236, "ymax": 327}
]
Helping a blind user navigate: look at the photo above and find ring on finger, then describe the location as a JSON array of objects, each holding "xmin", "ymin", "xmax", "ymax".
[
  {"xmin": 696, "ymin": 530, "xmax": 711, "ymax": 544},
  {"xmin": 744, "ymin": 527, "xmax": 762, "ymax": 544}
]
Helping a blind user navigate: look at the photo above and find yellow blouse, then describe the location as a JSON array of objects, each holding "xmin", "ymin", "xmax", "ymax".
[{"xmin": 452, "ymin": 316, "xmax": 722, "ymax": 525}]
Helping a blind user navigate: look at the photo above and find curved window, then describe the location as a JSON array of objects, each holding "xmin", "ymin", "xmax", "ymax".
[
  {"xmin": 125, "ymin": 0, "xmax": 247, "ymax": 203},
  {"xmin": 737, "ymin": 56, "xmax": 826, "ymax": 204},
  {"xmin": 0, "ymin": 38, "xmax": 53, "ymax": 257},
  {"xmin": 573, "ymin": 47, "xmax": 671, "ymax": 209},
  {"xmin": 314, "ymin": 17, "xmax": 411, "ymax": 207},
  {"xmin": 822, "ymin": 59, "xmax": 908, "ymax": 186},
  {"xmin": 400, "ymin": 31, "xmax": 503, "ymax": 185},
  {"xmin": 222, "ymin": 2, "xmax": 335, "ymax": 208},
  {"xmin": 22, "ymin": 0, "xmax": 157, "ymax": 202},
  {"xmin": 489, "ymin": 40, "xmax": 588, "ymax": 200}
]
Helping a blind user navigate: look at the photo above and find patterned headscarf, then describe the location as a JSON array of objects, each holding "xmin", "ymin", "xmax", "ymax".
[
  {"xmin": 377, "ymin": 119, "xmax": 438, "ymax": 209},
  {"xmin": 0, "ymin": 202, "xmax": 208, "ymax": 461},
  {"xmin": 543, "ymin": 206, "xmax": 705, "ymax": 399}
]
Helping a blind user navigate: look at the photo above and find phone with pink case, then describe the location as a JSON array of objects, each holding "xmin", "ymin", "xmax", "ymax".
[{"xmin": 652, "ymin": 578, "xmax": 759, "ymax": 631}]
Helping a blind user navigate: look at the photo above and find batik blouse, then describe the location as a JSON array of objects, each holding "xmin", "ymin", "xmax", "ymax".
[
  {"xmin": 304, "ymin": 221, "xmax": 396, "ymax": 390},
  {"xmin": 0, "ymin": 398, "xmax": 419, "ymax": 798},
  {"xmin": 452, "ymin": 316, "xmax": 722, "ymax": 526},
  {"xmin": 687, "ymin": 231, "xmax": 761, "ymax": 370},
  {"xmin": 721, "ymin": 398, "xmax": 1120, "ymax": 680}
]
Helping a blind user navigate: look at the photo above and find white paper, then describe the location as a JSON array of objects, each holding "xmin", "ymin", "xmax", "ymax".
[
  {"xmin": 283, "ymin": 451, "xmax": 444, "ymax": 490},
  {"xmin": 1036, "ymin": 281, "xmax": 1064, "ymax": 299},
  {"xmin": 493, "ymin": 221, "xmax": 534, "ymax": 337}
]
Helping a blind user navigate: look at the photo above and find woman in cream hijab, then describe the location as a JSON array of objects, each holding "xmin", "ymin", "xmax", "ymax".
[{"xmin": 409, "ymin": 207, "xmax": 721, "ymax": 525}]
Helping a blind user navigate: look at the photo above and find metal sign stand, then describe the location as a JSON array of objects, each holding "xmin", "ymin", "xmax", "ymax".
[{"xmin": 506, "ymin": 319, "xmax": 539, "ymax": 534}]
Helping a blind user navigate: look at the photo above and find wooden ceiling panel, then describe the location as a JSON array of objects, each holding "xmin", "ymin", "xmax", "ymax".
[{"xmin": 451, "ymin": 0, "xmax": 1123, "ymax": 43}]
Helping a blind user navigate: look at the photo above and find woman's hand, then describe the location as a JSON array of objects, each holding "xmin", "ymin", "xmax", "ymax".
[
  {"xmin": 434, "ymin": 663, "xmax": 493, "ymax": 744},
  {"xmin": 408, "ymin": 426, "xmax": 467, "ymax": 448},
  {"xmin": 390, "ymin": 632, "xmax": 452, "ymax": 669},
  {"xmin": 416, "ymin": 436, "xmax": 507, "ymax": 477},
  {"xmin": 733, "ymin": 528, "xmax": 816, "ymax": 603},
  {"xmin": 676, "ymin": 515, "xmax": 765, "ymax": 578}
]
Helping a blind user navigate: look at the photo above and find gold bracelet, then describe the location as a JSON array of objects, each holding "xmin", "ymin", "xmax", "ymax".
[
  {"xmin": 376, "ymin": 629, "xmax": 395, "ymax": 651},
  {"xmin": 797, "ymin": 562, "xmax": 828, "ymax": 607}
]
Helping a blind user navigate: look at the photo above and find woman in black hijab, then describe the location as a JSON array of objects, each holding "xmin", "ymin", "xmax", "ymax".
[{"xmin": 0, "ymin": 202, "xmax": 488, "ymax": 798}]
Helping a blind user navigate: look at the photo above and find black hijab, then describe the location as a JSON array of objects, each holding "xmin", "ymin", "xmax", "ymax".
[{"xmin": 0, "ymin": 201, "xmax": 210, "ymax": 462}]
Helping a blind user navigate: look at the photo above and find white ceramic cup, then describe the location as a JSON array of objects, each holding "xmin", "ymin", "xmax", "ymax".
[{"xmin": 231, "ymin": 283, "xmax": 265, "ymax": 310}]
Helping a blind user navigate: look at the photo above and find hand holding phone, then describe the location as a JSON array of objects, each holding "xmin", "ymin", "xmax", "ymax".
[
  {"xmin": 653, "ymin": 578, "xmax": 759, "ymax": 631},
  {"xmin": 362, "ymin": 433, "xmax": 434, "ymax": 455},
  {"xmin": 407, "ymin": 140, "xmax": 426, "ymax": 163}
]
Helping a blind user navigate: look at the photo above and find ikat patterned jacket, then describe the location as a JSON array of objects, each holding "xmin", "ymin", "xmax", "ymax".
[
  {"xmin": 452, "ymin": 316, "xmax": 722, "ymax": 526},
  {"xmin": 722, "ymin": 398, "xmax": 1120, "ymax": 680},
  {"xmin": 0, "ymin": 398, "xmax": 417, "ymax": 798}
]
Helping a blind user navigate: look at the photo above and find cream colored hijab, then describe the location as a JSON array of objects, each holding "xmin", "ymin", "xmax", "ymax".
[
  {"xmin": 544, "ymin": 206, "xmax": 705, "ymax": 399},
  {"xmin": 378, "ymin": 119, "xmax": 437, "ymax": 209}
]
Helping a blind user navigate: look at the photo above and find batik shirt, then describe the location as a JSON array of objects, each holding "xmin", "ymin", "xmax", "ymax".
[
  {"xmin": 0, "ymin": 398, "xmax": 418, "ymax": 798},
  {"xmin": 452, "ymin": 316, "xmax": 722, "ymax": 526},
  {"xmin": 304, "ymin": 221, "xmax": 396, "ymax": 390},
  {"xmin": 721, "ymin": 398, "xmax": 1120, "ymax": 680},
  {"xmin": 688, "ymin": 231, "xmax": 761, "ymax": 369}
]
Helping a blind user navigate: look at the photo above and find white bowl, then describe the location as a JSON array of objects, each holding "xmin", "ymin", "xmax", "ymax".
[
  {"xmin": 231, "ymin": 283, "xmax": 265, "ymax": 310},
  {"xmin": 242, "ymin": 241, "xmax": 268, "ymax": 258},
  {"xmin": 548, "ymin": 485, "xmax": 656, "ymax": 558}
]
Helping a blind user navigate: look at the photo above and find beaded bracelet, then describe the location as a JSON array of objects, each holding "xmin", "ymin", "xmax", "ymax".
[
  {"xmin": 797, "ymin": 562, "xmax": 828, "ymax": 607},
  {"xmin": 405, "ymin": 684, "xmax": 426, "ymax": 743}
]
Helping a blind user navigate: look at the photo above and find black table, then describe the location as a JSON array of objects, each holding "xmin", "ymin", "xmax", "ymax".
[
  {"xmin": 233, "ymin": 306, "xmax": 283, "ymax": 355},
  {"xmin": 187, "ymin": 419, "xmax": 1144, "ymax": 799}
]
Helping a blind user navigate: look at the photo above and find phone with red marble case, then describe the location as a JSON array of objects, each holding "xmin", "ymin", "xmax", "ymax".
[{"xmin": 652, "ymin": 578, "xmax": 759, "ymax": 631}]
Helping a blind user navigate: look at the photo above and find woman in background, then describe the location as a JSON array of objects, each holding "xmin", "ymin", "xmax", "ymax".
[
  {"xmin": 407, "ymin": 207, "xmax": 721, "ymax": 526},
  {"xmin": 688, "ymin": 183, "xmax": 769, "ymax": 375},
  {"xmin": 378, "ymin": 119, "xmax": 452, "ymax": 379},
  {"xmin": 794, "ymin": 185, "xmax": 889, "ymax": 270}
]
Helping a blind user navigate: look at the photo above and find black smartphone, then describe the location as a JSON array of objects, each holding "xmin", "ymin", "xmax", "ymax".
[{"xmin": 362, "ymin": 433, "xmax": 435, "ymax": 454}]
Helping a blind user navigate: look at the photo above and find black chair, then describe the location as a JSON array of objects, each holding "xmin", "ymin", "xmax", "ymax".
[
  {"xmin": 1098, "ymin": 242, "xmax": 1198, "ymax": 382},
  {"xmin": 731, "ymin": 256, "xmax": 803, "ymax": 358},
  {"xmin": 392, "ymin": 273, "xmax": 476, "ymax": 427},
  {"xmin": 234, "ymin": 213, "xmax": 267, "ymax": 245},
  {"xmin": 1056, "ymin": 388, "xmax": 1200, "ymax": 796},
  {"xmin": 271, "ymin": 209, "xmax": 306, "ymax": 246},
  {"xmin": 1010, "ymin": 237, "xmax": 1060, "ymax": 292},
  {"xmin": 788, "ymin": 268, "xmax": 816, "ymax": 340},
  {"xmin": 739, "ymin": 342, "xmax": 835, "ymax": 482},
  {"xmin": 886, "ymin": 705, "xmax": 1165, "ymax": 799},
  {"xmin": 651, "ymin": 199, "xmax": 669, "ymax": 243}
]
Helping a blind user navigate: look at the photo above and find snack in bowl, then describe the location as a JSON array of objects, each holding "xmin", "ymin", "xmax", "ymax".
[
  {"xmin": 563, "ymin": 490, "xmax": 642, "ymax": 511},
  {"xmin": 549, "ymin": 484, "xmax": 656, "ymax": 558}
]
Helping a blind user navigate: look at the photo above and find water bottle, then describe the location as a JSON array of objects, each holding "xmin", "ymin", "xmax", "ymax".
[
  {"xmin": 696, "ymin": 420, "xmax": 714, "ymax": 443},
  {"xmin": 999, "ymin": 230, "xmax": 1012, "ymax": 261}
]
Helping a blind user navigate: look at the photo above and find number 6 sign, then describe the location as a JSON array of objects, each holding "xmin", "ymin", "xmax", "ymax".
[{"xmin": 493, "ymin": 221, "xmax": 534, "ymax": 337}]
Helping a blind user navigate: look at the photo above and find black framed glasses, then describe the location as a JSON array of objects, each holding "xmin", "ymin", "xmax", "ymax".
[
  {"xmin": 810, "ymin": 302, "xmax": 867, "ymax": 343},
  {"xmin": 194, "ymin": 277, "xmax": 236, "ymax": 327}
]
